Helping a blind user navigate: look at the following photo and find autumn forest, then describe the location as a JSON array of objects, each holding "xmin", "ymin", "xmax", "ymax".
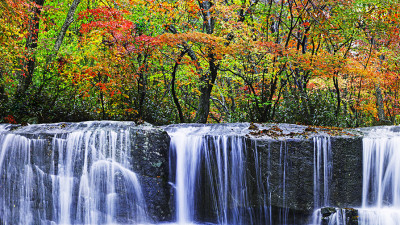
[{"xmin": 0, "ymin": 0, "xmax": 399, "ymax": 126}]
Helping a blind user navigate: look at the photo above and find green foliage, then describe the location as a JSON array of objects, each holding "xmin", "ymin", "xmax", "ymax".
[{"xmin": 0, "ymin": 0, "xmax": 399, "ymax": 126}]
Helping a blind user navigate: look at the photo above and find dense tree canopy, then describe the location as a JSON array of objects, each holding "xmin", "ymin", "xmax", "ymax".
[{"xmin": 0, "ymin": 0, "xmax": 399, "ymax": 126}]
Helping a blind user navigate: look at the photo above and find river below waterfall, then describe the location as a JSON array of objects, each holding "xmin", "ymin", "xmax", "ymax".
[{"xmin": 0, "ymin": 122, "xmax": 400, "ymax": 224}]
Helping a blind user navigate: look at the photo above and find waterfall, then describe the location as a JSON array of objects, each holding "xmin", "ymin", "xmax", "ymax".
[
  {"xmin": 313, "ymin": 136, "xmax": 332, "ymax": 209},
  {"xmin": 5, "ymin": 121, "xmax": 391, "ymax": 225},
  {"xmin": 358, "ymin": 128, "xmax": 400, "ymax": 224},
  {"xmin": 168, "ymin": 126, "xmax": 253, "ymax": 224},
  {"xmin": 0, "ymin": 122, "xmax": 148, "ymax": 224},
  {"xmin": 312, "ymin": 127, "xmax": 400, "ymax": 225},
  {"xmin": 0, "ymin": 134, "xmax": 34, "ymax": 225},
  {"xmin": 167, "ymin": 125, "xmax": 302, "ymax": 225},
  {"xmin": 310, "ymin": 136, "xmax": 335, "ymax": 225}
]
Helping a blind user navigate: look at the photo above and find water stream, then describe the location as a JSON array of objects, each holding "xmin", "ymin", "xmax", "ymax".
[
  {"xmin": 358, "ymin": 128, "xmax": 400, "ymax": 224},
  {"xmin": 2, "ymin": 123, "xmax": 400, "ymax": 224},
  {"xmin": 312, "ymin": 127, "xmax": 400, "ymax": 224},
  {"xmin": 0, "ymin": 123, "xmax": 148, "ymax": 224},
  {"xmin": 168, "ymin": 126, "xmax": 256, "ymax": 224},
  {"xmin": 167, "ymin": 125, "xmax": 330, "ymax": 225}
]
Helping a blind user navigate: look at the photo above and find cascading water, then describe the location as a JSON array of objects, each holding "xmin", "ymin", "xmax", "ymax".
[
  {"xmin": 1, "ymin": 121, "xmax": 370, "ymax": 225},
  {"xmin": 168, "ymin": 126, "xmax": 254, "ymax": 224},
  {"xmin": 358, "ymin": 127, "xmax": 400, "ymax": 224},
  {"xmin": 166, "ymin": 124, "xmax": 318, "ymax": 225},
  {"xmin": 310, "ymin": 136, "xmax": 334, "ymax": 225},
  {"xmin": 0, "ymin": 122, "xmax": 148, "ymax": 224},
  {"xmin": 312, "ymin": 127, "xmax": 400, "ymax": 225},
  {"xmin": 313, "ymin": 136, "xmax": 332, "ymax": 209}
]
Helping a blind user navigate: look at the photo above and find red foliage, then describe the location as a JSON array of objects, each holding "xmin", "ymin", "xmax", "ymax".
[
  {"xmin": 78, "ymin": 6, "xmax": 159, "ymax": 55},
  {"xmin": 4, "ymin": 115, "xmax": 17, "ymax": 124},
  {"xmin": 78, "ymin": 7, "xmax": 134, "ymax": 34}
]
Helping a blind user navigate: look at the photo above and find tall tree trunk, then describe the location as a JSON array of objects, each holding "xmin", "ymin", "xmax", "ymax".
[
  {"xmin": 0, "ymin": 67, "xmax": 3, "ymax": 94},
  {"xmin": 137, "ymin": 72, "xmax": 146, "ymax": 118},
  {"xmin": 194, "ymin": 51, "xmax": 218, "ymax": 123},
  {"xmin": 136, "ymin": 53, "xmax": 149, "ymax": 119},
  {"xmin": 171, "ymin": 51, "xmax": 186, "ymax": 123},
  {"xmin": 17, "ymin": 0, "xmax": 45, "ymax": 96},
  {"xmin": 50, "ymin": 0, "xmax": 81, "ymax": 60},
  {"xmin": 194, "ymin": 0, "xmax": 216, "ymax": 123},
  {"xmin": 333, "ymin": 75, "xmax": 341, "ymax": 119},
  {"xmin": 0, "ymin": 67, "xmax": 5, "ymax": 103},
  {"xmin": 375, "ymin": 84, "xmax": 385, "ymax": 122},
  {"xmin": 35, "ymin": 0, "xmax": 81, "ymax": 97}
]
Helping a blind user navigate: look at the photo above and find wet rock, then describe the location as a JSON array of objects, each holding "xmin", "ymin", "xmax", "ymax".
[
  {"xmin": 249, "ymin": 127, "xmax": 363, "ymax": 222},
  {"xmin": 319, "ymin": 207, "xmax": 358, "ymax": 225},
  {"xmin": 345, "ymin": 208, "xmax": 358, "ymax": 225},
  {"xmin": 248, "ymin": 122, "xmax": 258, "ymax": 130},
  {"xmin": 321, "ymin": 207, "xmax": 336, "ymax": 217}
]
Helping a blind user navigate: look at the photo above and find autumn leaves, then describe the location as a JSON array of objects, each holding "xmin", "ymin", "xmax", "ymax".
[{"xmin": 0, "ymin": 0, "xmax": 399, "ymax": 126}]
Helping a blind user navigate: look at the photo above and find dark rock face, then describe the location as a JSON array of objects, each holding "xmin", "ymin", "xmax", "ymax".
[
  {"xmin": 0, "ymin": 121, "xmax": 171, "ymax": 224},
  {"xmin": 252, "ymin": 135, "xmax": 362, "ymax": 223},
  {"xmin": 330, "ymin": 137, "xmax": 363, "ymax": 208},
  {"xmin": 129, "ymin": 128, "xmax": 171, "ymax": 221},
  {"xmin": 244, "ymin": 134, "xmax": 362, "ymax": 223},
  {"xmin": 250, "ymin": 138, "xmax": 316, "ymax": 224}
]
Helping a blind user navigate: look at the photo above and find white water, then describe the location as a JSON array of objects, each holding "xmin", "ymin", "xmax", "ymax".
[
  {"xmin": 358, "ymin": 128, "xmax": 400, "ymax": 224},
  {"xmin": 167, "ymin": 125, "xmax": 320, "ymax": 225},
  {"xmin": 313, "ymin": 136, "xmax": 332, "ymax": 209},
  {"xmin": 5, "ymin": 122, "xmax": 400, "ymax": 225},
  {"xmin": 0, "ymin": 124, "xmax": 148, "ymax": 224},
  {"xmin": 170, "ymin": 128, "xmax": 203, "ymax": 223},
  {"xmin": 168, "ymin": 126, "xmax": 253, "ymax": 224},
  {"xmin": 310, "ymin": 137, "xmax": 334, "ymax": 225},
  {"xmin": 312, "ymin": 127, "xmax": 400, "ymax": 225},
  {"xmin": 311, "ymin": 208, "xmax": 348, "ymax": 225}
]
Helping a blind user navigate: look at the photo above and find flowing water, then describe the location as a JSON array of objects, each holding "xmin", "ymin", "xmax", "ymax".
[
  {"xmin": 312, "ymin": 127, "xmax": 400, "ymax": 225},
  {"xmin": 3, "ymin": 122, "xmax": 400, "ymax": 225},
  {"xmin": 0, "ymin": 122, "xmax": 148, "ymax": 224},
  {"xmin": 167, "ymin": 125, "xmax": 331, "ymax": 225},
  {"xmin": 0, "ymin": 122, "xmax": 335, "ymax": 225},
  {"xmin": 358, "ymin": 127, "xmax": 400, "ymax": 224},
  {"xmin": 313, "ymin": 136, "xmax": 332, "ymax": 209},
  {"xmin": 167, "ymin": 126, "xmax": 257, "ymax": 224}
]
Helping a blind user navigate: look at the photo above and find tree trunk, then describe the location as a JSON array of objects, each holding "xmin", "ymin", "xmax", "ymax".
[
  {"xmin": 17, "ymin": 0, "xmax": 45, "ymax": 96},
  {"xmin": 137, "ymin": 54, "xmax": 148, "ymax": 119},
  {"xmin": 0, "ymin": 67, "xmax": 6, "ymax": 103},
  {"xmin": 171, "ymin": 51, "xmax": 186, "ymax": 123},
  {"xmin": 194, "ymin": 51, "xmax": 218, "ymax": 123},
  {"xmin": 50, "ymin": 0, "xmax": 81, "ymax": 59},
  {"xmin": 194, "ymin": 0, "xmax": 217, "ymax": 123},
  {"xmin": 375, "ymin": 84, "xmax": 385, "ymax": 122},
  {"xmin": 333, "ymin": 75, "xmax": 341, "ymax": 119},
  {"xmin": 195, "ymin": 85, "xmax": 212, "ymax": 123},
  {"xmin": 35, "ymin": 0, "xmax": 81, "ymax": 97}
]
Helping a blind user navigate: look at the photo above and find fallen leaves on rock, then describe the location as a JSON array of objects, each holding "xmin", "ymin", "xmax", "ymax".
[{"xmin": 247, "ymin": 124, "xmax": 358, "ymax": 138}]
